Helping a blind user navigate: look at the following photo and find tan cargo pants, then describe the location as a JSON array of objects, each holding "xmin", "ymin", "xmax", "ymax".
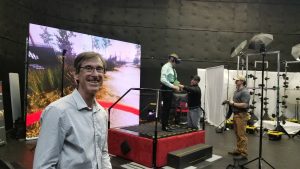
[{"xmin": 233, "ymin": 112, "xmax": 248, "ymax": 156}]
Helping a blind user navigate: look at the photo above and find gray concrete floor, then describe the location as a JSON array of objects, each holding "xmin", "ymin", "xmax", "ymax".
[
  {"xmin": 204, "ymin": 125, "xmax": 300, "ymax": 169},
  {"xmin": 0, "ymin": 124, "xmax": 300, "ymax": 169}
]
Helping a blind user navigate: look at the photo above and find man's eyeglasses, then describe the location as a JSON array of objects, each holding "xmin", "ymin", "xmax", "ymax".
[{"xmin": 80, "ymin": 65, "xmax": 104, "ymax": 73}]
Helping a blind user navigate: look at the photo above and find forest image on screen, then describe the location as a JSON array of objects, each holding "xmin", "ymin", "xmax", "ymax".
[{"xmin": 26, "ymin": 23, "xmax": 141, "ymax": 139}]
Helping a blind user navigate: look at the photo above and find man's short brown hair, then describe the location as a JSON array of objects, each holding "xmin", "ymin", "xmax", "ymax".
[{"xmin": 74, "ymin": 52, "xmax": 106, "ymax": 74}]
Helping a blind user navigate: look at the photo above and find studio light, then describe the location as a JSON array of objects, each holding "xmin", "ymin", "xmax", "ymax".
[
  {"xmin": 248, "ymin": 33, "xmax": 273, "ymax": 50},
  {"xmin": 291, "ymin": 44, "xmax": 300, "ymax": 61},
  {"xmin": 231, "ymin": 40, "xmax": 248, "ymax": 58}
]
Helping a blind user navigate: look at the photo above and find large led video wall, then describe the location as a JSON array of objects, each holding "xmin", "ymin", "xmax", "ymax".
[{"xmin": 26, "ymin": 23, "xmax": 141, "ymax": 139}]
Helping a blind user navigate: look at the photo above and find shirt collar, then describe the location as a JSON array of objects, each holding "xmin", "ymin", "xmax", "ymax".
[
  {"xmin": 71, "ymin": 89, "xmax": 101, "ymax": 112},
  {"xmin": 237, "ymin": 86, "xmax": 245, "ymax": 92},
  {"xmin": 167, "ymin": 62, "xmax": 173, "ymax": 68}
]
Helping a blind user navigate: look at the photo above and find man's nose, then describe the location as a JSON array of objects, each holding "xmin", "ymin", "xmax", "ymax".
[{"xmin": 90, "ymin": 68, "xmax": 98, "ymax": 75}]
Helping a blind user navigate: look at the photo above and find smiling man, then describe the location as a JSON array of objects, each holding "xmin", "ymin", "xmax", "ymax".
[{"xmin": 33, "ymin": 52, "xmax": 112, "ymax": 169}]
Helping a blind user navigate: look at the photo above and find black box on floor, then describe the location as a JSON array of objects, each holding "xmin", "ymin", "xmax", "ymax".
[{"xmin": 167, "ymin": 144, "xmax": 213, "ymax": 169}]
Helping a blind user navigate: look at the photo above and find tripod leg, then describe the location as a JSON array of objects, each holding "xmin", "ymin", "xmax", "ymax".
[
  {"xmin": 292, "ymin": 129, "xmax": 300, "ymax": 138},
  {"xmin": 240, "ymin": 157, "xmax": 259, "ymax": 167},
  {"xmin": 226, "ymin": 164, "xmax": 234, "ymax": 169},
  {"xmin": 261, "ymin": 158, "xmax": 275, "ymax": 169},
  {"xmin": 275, "ymin": 125, "xmax": 290, "ymax": 138}
]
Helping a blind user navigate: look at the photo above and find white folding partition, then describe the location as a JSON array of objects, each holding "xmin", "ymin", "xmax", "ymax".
[
  {"xmin": 9, "ymin": 73, "xmax": 22, "ymax": 123},
  {"xmin": 204, "ymin": 66, "xmax": 226, "ymax": 126}
]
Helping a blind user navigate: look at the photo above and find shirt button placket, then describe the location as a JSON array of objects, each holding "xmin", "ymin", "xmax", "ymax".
[{"xmin": 93, "ymin": 111, "xmax": 101, "ymax": 168}]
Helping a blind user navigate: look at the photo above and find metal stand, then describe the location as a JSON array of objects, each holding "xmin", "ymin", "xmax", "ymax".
[
  {"xmin": 247, "ymin": 71, "xmax": 259, "ymax": 124},
  {"xmin": 200, "ymin": 107, "xmax": 206, "ymax": 130},
  {"xmin": 292, "ymin": 99, "xmax": 300, "ymax": 138},
  {"xmin": 24, "ymin": 37, "xmax": 29, "ymax": 120},
  {"xmin": 284, "ymin": 61, "xmax": 300, "ymax": 122},
  {"xmin": 274, "ymin": 55, "xmax": 290, "ymax": 138},
  {"xmin": 283, "ymin": 60, "xmax": 300, "ymax": 138},
  {"xmin": 279, "ymin": 63, "xmax": 289, "ymax": 123},
  {"xmin": 218, "ymin": 70, "xmax": 231, "ymax": 133},
  {"xmin": 60, "ymin": 49, "xmax": 67, "ymax": 97},
  {"xmin": 152, "ymin": 90, "xmax": 160, "ymax": 168},
  {"xmin": 108, "ymin": 87, "xmax": 167, "ymax": 168},
  {"xmin": 296, "ymin": 99, "xmax": 299, "ymax": 122},
  {"xmin": 262, "ymin": 69, "xmax": 271, "ymax": 120},
  {"xmin": 248, "ymin": 50, "xmax": 290, "ymax": 138},
  {"xmin": 241, "ymin": 46, "xmax": 275, "ymax": 169},
  {"xmin": 108, "ymin": 87, "xmax": 207, "ymax": 168},
  {"xmin": 292, "ymin": 130, "xmax": 300, "ymax": 138},
  {"xmin": 217, "ymin": 101, "xmax": 232, "ymax": 133},
  {"xmin": 253, "ymin": 61, "xmax": 271, "ymax": 121}
]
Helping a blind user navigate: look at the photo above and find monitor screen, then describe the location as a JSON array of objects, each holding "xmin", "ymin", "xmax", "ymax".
[{"xmin": 26, "ymin": 23, "xmax": 141, "ymax": 139}]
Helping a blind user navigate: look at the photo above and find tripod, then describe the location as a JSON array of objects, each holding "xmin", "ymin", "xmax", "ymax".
[
  {"xmin": 60, "ymin": 49, "xmax": 67, "ymax": 97},
  {"xmin": 241, "ymin": 45, "xmax": 275, "ymax": 169},
  {"xmin": 274, "ymin": 57, "xmax": 290, "ymax": 138},
  {"xmin": 218, "ymin": 99, "xmax": 235, "ymax": 133},
  {"xmin": 292, "ymin": 98, "xmax": 300, "ymax": 138}
]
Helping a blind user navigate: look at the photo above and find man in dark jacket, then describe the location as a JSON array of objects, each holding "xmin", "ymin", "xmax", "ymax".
[{"xmin": 179, "ymin": 75, "xmax": 202, "ymax": 130}]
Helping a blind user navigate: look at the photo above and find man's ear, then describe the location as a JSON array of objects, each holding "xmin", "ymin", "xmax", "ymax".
[
  {"xmin": 74, "ymin": 73, "xmax": 78, "ymax": 79},
  {"xmin": 170, "ymin": 57, "xmax": 175, "ymax": 63},
  {"xmin": 73, "ymin": 72, "xmax": 79, "ymax": 83}
]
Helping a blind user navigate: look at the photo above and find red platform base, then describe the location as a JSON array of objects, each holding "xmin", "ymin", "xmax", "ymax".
[{"xmin": 108, "ymin": 128, "xmax": 205, "ymax": 168}]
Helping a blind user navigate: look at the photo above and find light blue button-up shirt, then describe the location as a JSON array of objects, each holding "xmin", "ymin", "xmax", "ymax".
[
  {"xmin": 33, "ymin": 89, "xmax": 112, "ymax": 169},
  {"xmin": 160, "ymin": 62, "xmax": 177, "ymax": 88}
]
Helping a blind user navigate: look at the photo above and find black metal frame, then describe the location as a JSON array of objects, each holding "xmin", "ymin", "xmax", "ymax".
[
  {"xmin": 24, "ymin": 37, "xmax": 29, "ymax": 122},
  {"xmin": 272, "ymin": 52, "xmax": 290, "ymax": 137},
  {"xmin": 283, "ymin": 61, "xmax": 300, "ymax": 138},
  {"xmin": 60, "ymin": 49, "xmax": 67, "ymax": 97},
  {"xmin": 241, "ymin": 46, "xmax": 275, "ymax": 169},
  {"xmin": 108, "ymin": 88, "xmax": 164, "ymax": 168},
  {"xmin": 108, "ymin": 87, "xmax": 206, "ymax": 168}
]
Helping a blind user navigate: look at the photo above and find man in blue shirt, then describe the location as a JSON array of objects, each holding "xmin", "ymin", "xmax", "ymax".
[
  {"xmin": 33, "ymin": 52, "xmax": 112, "ymax": 169},
  {"xmin": 160, "ymin": 53, "xmax": 181, "ymax": 131}
]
